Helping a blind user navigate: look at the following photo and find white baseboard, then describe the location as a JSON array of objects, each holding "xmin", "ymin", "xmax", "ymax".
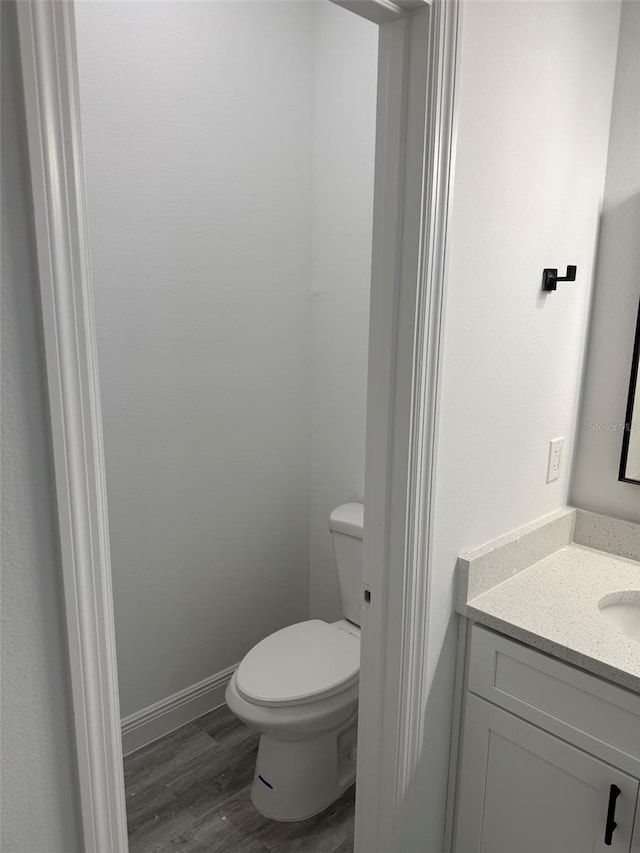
[{"xmin": 121, "ymin": 664, "xmax": 237, "ymax": 756}]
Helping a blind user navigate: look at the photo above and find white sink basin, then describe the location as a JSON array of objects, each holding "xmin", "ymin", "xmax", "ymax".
[{"xmin": 598, "ymin": 592, "xmax": 640, "ymax": 642}]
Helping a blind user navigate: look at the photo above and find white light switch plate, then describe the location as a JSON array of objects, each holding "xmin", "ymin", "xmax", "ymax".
[{"xmin": 547, "ymin": 437, "xmax": 564, "ymax": 482}]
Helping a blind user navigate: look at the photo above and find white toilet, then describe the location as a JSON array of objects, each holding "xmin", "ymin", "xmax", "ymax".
[{"xmin": 225, "ymin": 502, "xmax": 364, "ymax": 822}]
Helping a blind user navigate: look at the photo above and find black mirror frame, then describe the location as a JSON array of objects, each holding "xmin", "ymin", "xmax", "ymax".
[{"xmin": 619, "ymin": 297, "xmax": 640, "ymax": 485}]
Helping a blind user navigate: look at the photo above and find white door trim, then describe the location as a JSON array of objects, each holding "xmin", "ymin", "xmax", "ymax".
[
  {"xmin": 16, "ymin": 3, "xmax": 128, "ymax": 851},
  {"xmin": 17, "ymin": 1, "xmax": 459, "ymax": 850},
  {"xmin": 356, "ymin": 2, "xmax": 459, "ymax": 850}
]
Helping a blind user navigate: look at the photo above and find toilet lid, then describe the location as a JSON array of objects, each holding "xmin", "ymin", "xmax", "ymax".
[{"xmin": 236, "ymin": 620, "xmax": 360, "ymax": 707}]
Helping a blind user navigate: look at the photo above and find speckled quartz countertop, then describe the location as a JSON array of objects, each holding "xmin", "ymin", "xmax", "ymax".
[{"xmin": 458, "ymin": 542, "xmax": 640, "ymax": 693}]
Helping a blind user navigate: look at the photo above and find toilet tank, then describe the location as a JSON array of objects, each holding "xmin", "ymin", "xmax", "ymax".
[{"xmin": 329, "ymin": 503, "xmax": 364, "ymax": 627}]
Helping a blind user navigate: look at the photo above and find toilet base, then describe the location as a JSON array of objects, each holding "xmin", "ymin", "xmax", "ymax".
[{"xmin": 250, "ymin": 713, "xmax": 358, "ymax": 821}]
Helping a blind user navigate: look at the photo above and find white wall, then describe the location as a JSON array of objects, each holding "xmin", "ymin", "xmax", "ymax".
[
  {"xmin": 75, "ymin": 1, "xmax": 315, "ymax": 717},
  {"xmin": 571, "ymin": 1, "xmax": 640, "ymax": 519},
  {"xmin": 413, "ymin": 3, "xmax": 621, "ymax": 849},
  {"xmin": 308, "ymin": 2, "xmax": 378, "ymax": 621},
  {"xmin": 1, "ymin": 3, "xmax": 81, "ymax": 849},
  {"xmin": 75, "ymin": 0, "xmax": 377, "ymax": 718}
]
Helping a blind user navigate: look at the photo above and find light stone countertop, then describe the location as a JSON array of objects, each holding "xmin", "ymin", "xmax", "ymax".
[{"xmin": 457, "ymin": 543, "xmax": 640, "ymax": 694}]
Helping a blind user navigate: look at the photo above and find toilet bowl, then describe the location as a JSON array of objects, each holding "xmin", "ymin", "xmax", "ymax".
[{"xmin": 225, "ymin": 503, "xmax": 364, "ymax": 822}]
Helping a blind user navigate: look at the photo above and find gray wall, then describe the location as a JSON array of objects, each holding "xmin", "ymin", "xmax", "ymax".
[
  {"xmin": 75, "ymin": 1, "xmax": 376, "ymax": 718},
  {"xmin": 571, "ymin": 0, "xmax": 640, "ymax": 521},
  {"xmin": 75, "ymin": 0, "xmax": 313, "ymax": 718},
  {"xmin": 0, "ymin": 3, "xmax": 81, "ymax": 850}
]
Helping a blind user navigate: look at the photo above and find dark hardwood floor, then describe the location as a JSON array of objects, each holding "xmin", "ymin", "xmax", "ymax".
[{"xmin": 124, "ymin": 705, "xmax": 355, "ymax": 853}]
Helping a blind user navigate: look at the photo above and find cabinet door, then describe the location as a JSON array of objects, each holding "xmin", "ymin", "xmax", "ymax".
[{"xmin": 454, "ymin": 694, "xmax": 639, "ymax": 853}]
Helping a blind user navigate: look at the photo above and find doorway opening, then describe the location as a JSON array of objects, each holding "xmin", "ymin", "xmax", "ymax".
[{"xmin": 17, "ymin": 0, "xmax": 457, "ymax": 849}]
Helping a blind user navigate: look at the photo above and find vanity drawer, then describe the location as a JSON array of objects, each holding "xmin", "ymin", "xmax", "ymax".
[{"xmin": 467, "ymin": 625, "xmax": 640, "ymax": 775}]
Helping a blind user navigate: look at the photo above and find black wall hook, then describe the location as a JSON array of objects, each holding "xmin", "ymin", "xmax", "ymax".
[{"xmin": 542, "ymin": 265, "xmax": 577, "ymax": 292}]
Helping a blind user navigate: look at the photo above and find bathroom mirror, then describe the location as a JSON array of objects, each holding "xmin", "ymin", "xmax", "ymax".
[{"xmin": 619, "ymin": 299, "xmax": 640, "ymax": 484}]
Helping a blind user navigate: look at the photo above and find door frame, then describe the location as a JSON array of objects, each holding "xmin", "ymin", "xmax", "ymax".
[{"xmin": 16, "ymin": 1, "xmax": 459, "ymax": 851}]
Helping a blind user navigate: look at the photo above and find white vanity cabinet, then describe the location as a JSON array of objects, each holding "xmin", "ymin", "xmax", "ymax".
[
  {"xmin": 455, "ymin": 695, "xmax": 638, "ymax": 852},
  {"xmin": 453, "ymin": 626, "xmax": 640, "ymax": 853}
]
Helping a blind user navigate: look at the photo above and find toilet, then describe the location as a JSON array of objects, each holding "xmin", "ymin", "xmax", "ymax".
[{"xmin": 225, "ymin": 502, "xmax": 364, "ymax": 822}]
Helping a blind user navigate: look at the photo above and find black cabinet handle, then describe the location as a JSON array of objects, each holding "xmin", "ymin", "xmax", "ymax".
[{"xmin": 604, "ymin": 784, "xmax": 621, "ymax": 846}]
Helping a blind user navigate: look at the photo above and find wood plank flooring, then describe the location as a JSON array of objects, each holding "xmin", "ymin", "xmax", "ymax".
[{"xmin": 124, "ymin": 705, "xmax": 355, "ymax": 853}]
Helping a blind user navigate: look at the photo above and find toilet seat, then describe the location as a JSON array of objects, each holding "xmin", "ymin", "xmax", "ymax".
[{"xmin": 236, "ymin": 619, "xmax": 359, "ymax": 708}]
